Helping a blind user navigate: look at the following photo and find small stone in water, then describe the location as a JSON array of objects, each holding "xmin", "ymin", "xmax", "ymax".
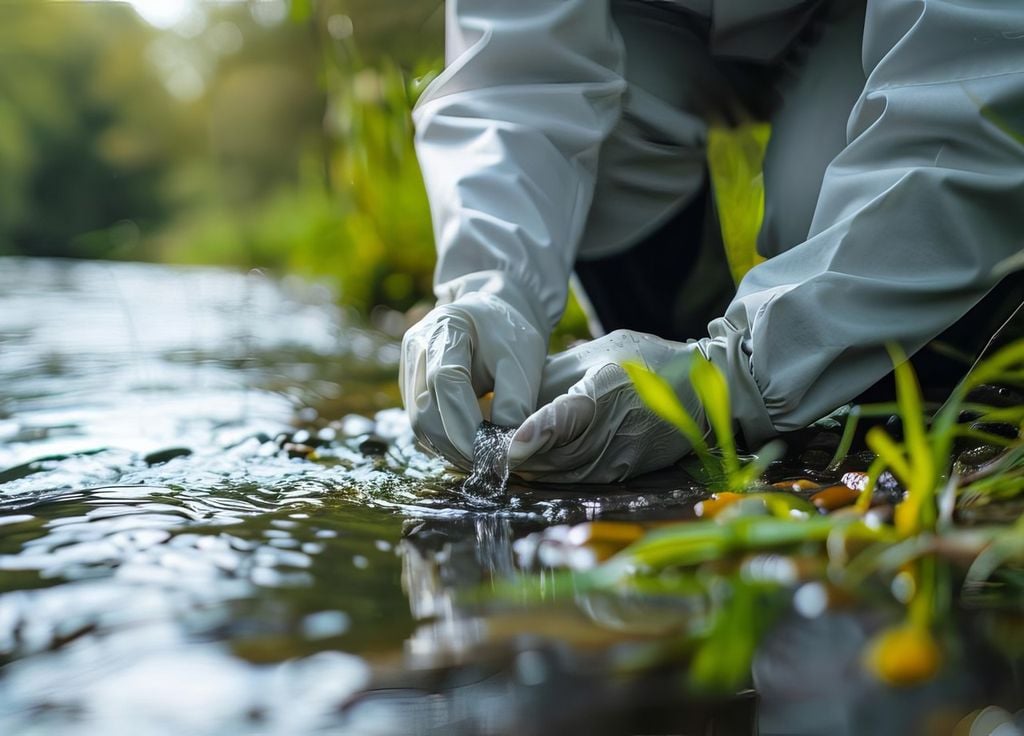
[
  {"xmin": 339, "ymin": 414, "xmax": 375, "ymax": 437},
  {"xmin": 811, "ymin": 484, "xmax": 860, "ymax": 511},
  {"xmin": 358, "ymin": 436, "xmax": 389, "ymax": 456},
  {"xmin": 771, "ymin": 478, "xmax": 820, "ymax": 492},
  {"xmin": 143, "ymin": 447, "xmax": 192, "ymax": 466},
  {"xmin": 283, "ymin": 443, "xmax": 315, "ymax": 459},
  {"xmin": 694, "ymin": 492, "xmax": 744, "ymax": 518},
  {"xmin": 462, "ymin": 421, "xmax": 516, "ymax": 497}
]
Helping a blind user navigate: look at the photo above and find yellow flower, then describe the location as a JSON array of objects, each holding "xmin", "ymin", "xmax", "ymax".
[{"xmin": 864, "ymin": 624, "xmax": 942, "ymax": 686}]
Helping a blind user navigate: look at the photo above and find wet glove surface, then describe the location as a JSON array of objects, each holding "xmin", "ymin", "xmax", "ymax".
[
  {"xmin": 507, "ymin": 330, "xmax": 704, "ymax": 483},
  {"xmin": 400, "ymin": 290, "xmax": 547, "ymax": 470}
]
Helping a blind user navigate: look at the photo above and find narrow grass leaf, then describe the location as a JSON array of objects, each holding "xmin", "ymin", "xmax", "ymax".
[
  {"xmin": 625, "ymin": 362, "xmax": 715, "ymax": 475},
  {"xmin": 689, "ymin": 353, "xmax": 740, "ymax": 481}
]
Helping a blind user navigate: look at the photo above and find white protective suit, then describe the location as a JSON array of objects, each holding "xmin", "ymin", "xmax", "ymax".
[{"xmin": 401, "ymin": 0, "xmax": 1024, "ymax": 482}]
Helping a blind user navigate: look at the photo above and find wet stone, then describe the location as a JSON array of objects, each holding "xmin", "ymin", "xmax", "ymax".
[
  {"xmin": 283, "ymin": 443, "xmax": 316, "ymax": 459},
  {"xmin": 143, "ymin": 447, "xmax": 193, "ymax": 466},
  {"xmin": 841, "ymin": 470, "xmax": 902, "ymax": 504},
  {"xmin": 954, "ymin": 444, "xmax": 1005, "ymax": 478},
  {"xmin": 968, "ymin": 421, "xmax": 1020, "ymax": 441},
  {"xmin": 462, "ymin": 421, "xmax": 516, "ymax": 498},
  {"xmin": 358, "ymin": 436, "xmax": 389, "ymax": 456},
  {"xmin": 811, "ymin": 484, "xmax": 860, "ymax": 511}
]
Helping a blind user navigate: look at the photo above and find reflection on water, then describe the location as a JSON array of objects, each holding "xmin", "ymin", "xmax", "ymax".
[{"xmin": 0, "ymin": 258, "xmax": 1021, "ymax": 735}]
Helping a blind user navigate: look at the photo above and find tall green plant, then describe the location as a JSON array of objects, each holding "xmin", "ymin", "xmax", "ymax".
[{"xmin": 855, "ymin": 340, "xmax": 1024, "ymax": 532}]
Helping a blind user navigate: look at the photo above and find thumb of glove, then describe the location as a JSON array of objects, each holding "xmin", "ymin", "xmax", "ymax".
[{"xmin": 506, "ymin": 392, "xmax": 596, "ymax": 467}]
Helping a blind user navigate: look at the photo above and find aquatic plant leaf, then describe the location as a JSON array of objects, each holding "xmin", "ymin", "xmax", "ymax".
[
  {"xmin": 977, "ymin": 408, "xmax": 1024, "ymax": 426},
  {"xmin": 880, "ymin": 345, "xmax": 938, "ymax": 534},
  {"xmin": 888, "ymin": 346, "xmax": 933, "ymax": 478},
  {"xmin": 979, "ymin": 103, "xmax": 1024, "ymax": 146},
  {"xmin": 856, "ymin": 455, "xmax": 890, "ymax": 513},
  {"xmin": 964, "ymin": 515, "xmax": 1024, "ymax": 586},
  {"xmin": 688, "ymin": 352, "xmax": 740, "ymax": 482},
  {"xmin": 965, "ymin": 339, "xmax": 1024, "ymax": 387},
  {"xmin": 934, "ymin": 339, "xmax": 1024, "ymax": 483},
  {"xmin": 707, "ymin": 123, "xmax": 770, "ymax": 285},
  {"xmin": 688, "ymin": 580, "xmax": 766, "ymax": 692},
  {"xmin": 866, "ymin": 427, "xmax": 913, "ymax": 485},
  {"xmin": 624, "ymin": 362, "xmax": 715, "ymax": 474},
  {"xmin": 828, "ymin": 402, "xmax": 901, "ymax": 472},
  {"xmin": 953, "ymin": 427, "xmax": 1018, "ymax": 448},
  {"xmin": 615, "ymin": 516, "xmax": 845, "ymax": 572},
  {"xmin": 731, "ymin": 439, "xmax": 786, "ymax": 489}
]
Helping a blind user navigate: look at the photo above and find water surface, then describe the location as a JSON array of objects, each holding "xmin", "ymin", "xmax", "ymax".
[{"xmin": 1, "ymin": 258, "xmax": 1020, "ymax": 736}]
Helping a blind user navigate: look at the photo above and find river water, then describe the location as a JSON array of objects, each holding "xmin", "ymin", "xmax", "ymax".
[{"xmin": 0, "ymin": 258, "xmax": 1020, "ymax": 735}]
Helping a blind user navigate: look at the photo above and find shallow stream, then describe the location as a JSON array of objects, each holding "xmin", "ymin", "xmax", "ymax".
[{"xmin": 0, "ymin": 258, "xmax": 1020, "ymax": 735}]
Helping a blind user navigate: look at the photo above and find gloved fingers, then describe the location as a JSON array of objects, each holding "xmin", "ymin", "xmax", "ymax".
[
  {"xmin": 423, "ymin": 319, "xmax": 481, "ymax": 464},
  {"xmin": 490, "ymin": 352, "xmax": 543, "ymax": 427},
  {"xmin": 507, "ymin": 392, "xmax": 596, "ymax": 468},
  {"xmin": 511, "ymin": 362, "xmax": 692, "ymax": 483},
  {"xmin": 536, "ymin": 348, "xmax": 587, "ymax": 407},
  {"xmin": 535, "ymin": 331, "xmax": 657, "ymax": 406},
  {"xmin": 399, "ymin": 328, "xmax": 428, "ymax": 412},
  {"xmin": 431, "ymin": 363, "xmax": 482, "ymax": 465},
  {"xmin": 404, "ymin": 335, "xmax": 476, "ymax": 467},
  {"xmin": 518, "ymin": 412, "xmax": 688, "ymax": 484}
]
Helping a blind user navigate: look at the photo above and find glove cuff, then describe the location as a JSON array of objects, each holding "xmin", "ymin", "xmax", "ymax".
[
  {"xmin": 435, "ymin": 270, "xmax": 552, "ymax": 339},
  {"xmin": 693, "ymin": 335, "xmax": 777, "ymax": 449}
]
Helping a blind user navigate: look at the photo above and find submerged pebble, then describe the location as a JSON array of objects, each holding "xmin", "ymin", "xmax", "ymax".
[
  {"xmin": 143, "ymin": 447, "xmax": 193, "ymax": 466},
  {"xmin": 811, "ymin": 484, "xmax": 860, "ymax": 511}
]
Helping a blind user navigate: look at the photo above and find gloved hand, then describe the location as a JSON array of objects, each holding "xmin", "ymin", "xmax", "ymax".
[
  {"xmin": 400, "ymin": 284, "xmax": 549, "ymax": 469},
  {"xmin": 507, "ymin": 330, "xmax": 706, "ymax": 483}
]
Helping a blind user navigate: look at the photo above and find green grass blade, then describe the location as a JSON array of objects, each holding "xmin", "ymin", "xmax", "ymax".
[
  {"xmin": 625, "ymin": 362, "xmax": 715, "ymax": 476},
  {"xmin": 827, "ymin": 406, "xmax": 861, "ymax": 473},
  {"xmin": 688, "ymin": 352, "xmax": 740, "ymax": 483}
]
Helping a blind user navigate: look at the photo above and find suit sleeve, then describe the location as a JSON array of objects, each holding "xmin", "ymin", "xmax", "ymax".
[
  {"xmin": 412, "ymin": 0, "xmax": 627, "ymax": 332},
  {"xmin": 701, "ymin": 0, "xmax": 1024, "ymax": 445}
]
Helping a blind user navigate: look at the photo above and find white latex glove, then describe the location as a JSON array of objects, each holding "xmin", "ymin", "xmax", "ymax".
[
  {"xmin": 400, "ymin": 288, "xmax": 548, "ymax": 469},
  {"xmin": 507, "ymin": 330, "xmax": 705, "ymax": 483}
]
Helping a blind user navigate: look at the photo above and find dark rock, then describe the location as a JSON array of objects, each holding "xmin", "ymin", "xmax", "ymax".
[
  {"xmin": 283, "ymin": 443, "xmax": 315, "ymax": 459},
  {"xmin": 883, "ymin": 414, "xmax": 904, "ymax": 441},
  {"xmin": 143, "ymin": 447, "xmax": 192, "ymax": 466},
  {"xmin": 358, "ymin": 436, "xmax": 389, "ymax": 456},
  {"xmin": 968, "ymin": 421, "xmax": 1020, "ymax": 441}
]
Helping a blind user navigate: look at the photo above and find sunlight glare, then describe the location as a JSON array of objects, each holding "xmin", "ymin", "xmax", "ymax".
[{"xmin": 124, "ymin": 0, "xmax": 193, "ymax": 29}]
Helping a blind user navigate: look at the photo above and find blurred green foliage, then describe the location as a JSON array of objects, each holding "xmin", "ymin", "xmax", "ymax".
[
  {"xmin": 0, "ymin": 1, "xmax": 438, "ymax": 313},
  {"xmin": 0, "ymin": 0, "xmax": 591, "ymax": 340},
  {"xmin": 0, "ymin": 3, "xmax": 183, "ymax": 257}
]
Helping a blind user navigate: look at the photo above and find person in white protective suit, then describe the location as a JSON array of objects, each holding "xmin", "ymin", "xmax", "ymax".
[{"xmin": 400, "ymin": 0, "xmax": 1024, "ymax": 483}]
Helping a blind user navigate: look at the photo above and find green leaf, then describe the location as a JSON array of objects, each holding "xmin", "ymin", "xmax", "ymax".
[
  {"xmin": 625, "ymin": 362, "xmax": 715, "ymax": 475},
  {"xmin": 288, "ymin": 0, "xmax": 313, "ymax": 23},
  {"xmin": 688, "ymin": 579, "xmax": 764, "ymax": 692},
  {"xmin": 979, "ymin": 103, "xmax": 1024, "ymax": 146},
  {"xmin": 688, "ymin": 352, "xmax": 740, "ymax": 483},
  {"xmin": 887, "ymin": 345, "xmax": 934, "ymax": 483},
  {"xmin": 866, "ymin": 427, "xmax": 913, "ymax": 488},
  {"xmin": 707, "ymin": 123, "xmax": 771, "ymax": 285},
  {"xmin": 856, "ymin": 455, "xmax": 889, "ymax": 513}
]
